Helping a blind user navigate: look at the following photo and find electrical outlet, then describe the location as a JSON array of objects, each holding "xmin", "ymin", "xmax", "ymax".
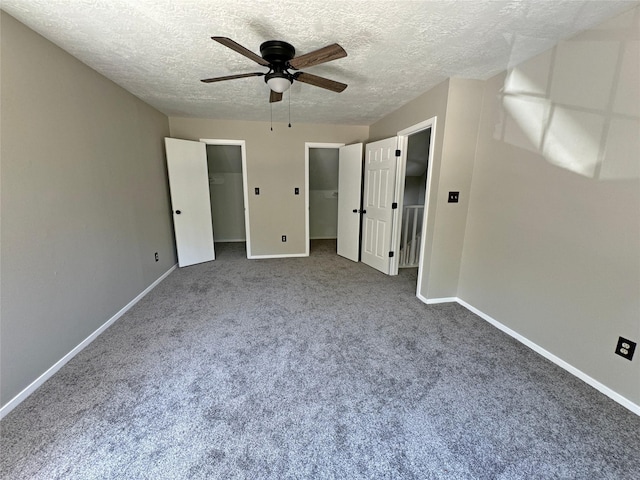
[
  {"xmin": 615, "ymin": 337, "xmax": 636, "ymax": 360},
  {"xmin": 282, "ymin": 235, "xmax": 287, "ymax": 242},
  {"xmin": 448, "ymin": 191, "xmax": 459, "ymax": 203},
  {"xmin": 154, "ymin": 252, "xmax": 159, "ymax": 262}
]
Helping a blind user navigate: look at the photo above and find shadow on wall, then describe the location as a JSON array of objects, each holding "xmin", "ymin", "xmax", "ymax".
[{"xmin": 495, "ymin": 8, "xmax": 639, "ymax": 180}]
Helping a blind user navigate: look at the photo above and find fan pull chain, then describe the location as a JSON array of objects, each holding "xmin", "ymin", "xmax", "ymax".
[
  {"xmin": 288, "ymin": 90, "xmax": 292, "ymax": 128},
  {"xmin": 270, "ymin": 102, "xmax": 273, "ymax": 131}
]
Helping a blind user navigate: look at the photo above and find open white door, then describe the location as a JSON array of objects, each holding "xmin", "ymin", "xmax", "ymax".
[
  {"xmin": 337, "ymin": 143, "xmax": 363, "ymax": 262},
  {"xmin": 165, "ymin": 138, "xmax": 215, "ymax": 267},
  {"xmin": 361, "ymin": 137, "xmax": 398, "ymax": 275}
]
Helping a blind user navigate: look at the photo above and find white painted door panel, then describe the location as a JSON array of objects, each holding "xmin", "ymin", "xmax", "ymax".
[
  {"xmin": 337, "ymin": 143, "xmax": 363, "ymax": 262},
  {"xmin": 165, "ymin": 138, "xmax": 215, "ymax": 267},
  {"xmin": 361, "ymin": 137, "xmax": 398, "ymax": 274}
]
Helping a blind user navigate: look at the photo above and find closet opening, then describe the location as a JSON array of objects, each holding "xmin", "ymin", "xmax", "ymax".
[
  {"xmin": 307, "ymin": 146, "xmax": 340, "ymax": 254},
  {"xmin": 205, "ymin": 142, "xmax": 250, "ymax": 257}
]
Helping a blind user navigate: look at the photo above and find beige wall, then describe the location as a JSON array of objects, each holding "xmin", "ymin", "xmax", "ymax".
[
  {"xmin": 369, "ymin": 79, "xmax": 450, "ymax": 143},
  {"xmin": 430, "ymin": 79, "xmax": 484, "ymax": 298},
  {"xmin": 168, "ymin": 117, "xmax": 369, "ymax": 256},
  {"xmin": 1, "ymin": 12, "xmax": 174, "ymax": 407},
  {"xmin": 458, "ymin": 7, "xmax": 640, "ymax": 404},
  {"xmin": 369, "ymin": 78, "xmax": 484, "ymax": 299}
]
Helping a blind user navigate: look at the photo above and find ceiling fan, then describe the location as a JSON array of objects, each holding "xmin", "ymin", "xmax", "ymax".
[{"xmin": 201, "ymin": 37, "xmax": 348, "ymax": 103}]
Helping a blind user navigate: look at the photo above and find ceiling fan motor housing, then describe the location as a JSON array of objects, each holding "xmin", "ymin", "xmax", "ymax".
[
  {"xmin": 260, "ymin": 40, "xmax": 296, "ymax": 65},
  {"xmin": 261, "ymin": 41, "xmax": 295, "ymax": 92}
]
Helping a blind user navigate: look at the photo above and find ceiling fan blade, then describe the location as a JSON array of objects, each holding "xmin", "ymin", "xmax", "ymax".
[
  {"xmin": 289, "ymin": 44, "xmax": 347, "ymax": 70},
  {"xmin": 212, "ymin": 37, "xmax": 270, "ymax": 67},
  {"xmin": 201, "ymin": 72, "xmax": 265, "ymax": 83},
  {"xmin": 270, "ymin": 90, "xmax": 283, "ymax": 103},
  {"xmin": 294, "ymin": 72, "xmax": 347, "ymax": 93}
]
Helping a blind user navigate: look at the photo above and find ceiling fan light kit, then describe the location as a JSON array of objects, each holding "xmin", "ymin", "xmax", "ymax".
[
  {"xmin": 265, "ymin": 72, "xmax": 292, "ymax": 93},
  {"xmin": 202, "ymin": 37, "xmax": 347, "ymax": 102}
]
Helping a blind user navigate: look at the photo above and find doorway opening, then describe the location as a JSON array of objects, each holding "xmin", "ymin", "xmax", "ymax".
[
  {"xmin": 394, "ymin": 117, "xmax": 437, "ymax": 297},
  {"xmin": 305, "ymin": 143, "xmax": 344, "ymax": 256},
  {"xmin": 201, "ymin": 139, "xmax": 251, "ymax": 258},
  {"xmin": 398, "ymin": 128, "xmax": 431, "ymax": 269}
]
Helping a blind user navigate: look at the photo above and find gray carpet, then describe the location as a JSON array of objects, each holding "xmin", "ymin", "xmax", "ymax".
[{"xmin": 1, "ymin": 240, "xmax": 639, "ymax": 479}]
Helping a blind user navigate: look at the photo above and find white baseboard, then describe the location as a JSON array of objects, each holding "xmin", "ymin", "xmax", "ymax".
[
  {"xmin": 0, "ymin": 264, "xmax": 178, "ymax": 420},
  {"xmin": 416, "ymin": 294, "xmax": 639, "ymax": 416},
  {"xmin": 454, "ymin": 298, "xmax": 640, "ymax": 416},
  {"xmin": 248, "ymin": 253, "xmax": 309, "ymax": 259},
  {"xmin": 421, "ymin": 296, "xmax": 458, "ymax": 304}
]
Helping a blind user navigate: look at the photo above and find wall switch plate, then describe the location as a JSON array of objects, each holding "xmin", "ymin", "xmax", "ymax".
[
  {"xmin": 255, "ymin": 187, "xmax": 260, "ymax": 195},
  {"xmin": 154, "ymin": 252, "xmax": 159, "ymax": 262},
  {"xmin": 615, "ymin": 337, "xmax": 636, "ymax": 360},
  {"xmin": 295, "ymin": 187, "xmax": 299, "ymax": 195},
  {"xmin": 282, "ymin": 235, "xmax": 287, "ymax": 242},
  {"xmin": 448, "ymin": 191, "xmax": 459, "ymax": 203}
]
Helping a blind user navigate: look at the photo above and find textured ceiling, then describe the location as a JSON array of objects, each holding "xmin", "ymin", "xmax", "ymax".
[{"xmin": 3, "ymin": 0, "xmax": 638, "ymax": 125}]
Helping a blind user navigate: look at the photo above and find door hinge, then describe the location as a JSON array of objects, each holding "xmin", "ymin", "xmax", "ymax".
[
  {"xmin": 389, "ymin": 251, "xmax": 394, "ymax": 258},
  {"xmin": 392, "ymin": 202, "xmax": 398, "ymax": 209},
  {"xmin": 395, "ymin": 149, "xmax": 401, "ymax": 157}
]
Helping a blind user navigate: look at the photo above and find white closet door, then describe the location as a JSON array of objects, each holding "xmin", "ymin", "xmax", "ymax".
[
  {"xmin": 165, "ymin": 138, "xmax": 215, "ymax": 267},
  {"xmin": 337, "ymin": 143, "xmax": 363, "ymax": 262},
  {"xmin": 361, "ymin": 137, "xmax": 398, "ymax": 275}
]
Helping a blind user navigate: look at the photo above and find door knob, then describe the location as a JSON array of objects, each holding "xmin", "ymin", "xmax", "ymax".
[
  {"xmin": 353, "ymin": 209, "xmax": 358, "ymax": 213},
  {"xmin": 362, "ymin": 209, "xmax": 367, "ymax": 214},
  {"xmin": 175, "ymin": 210, "xmax": 182, "ymax": 214}
]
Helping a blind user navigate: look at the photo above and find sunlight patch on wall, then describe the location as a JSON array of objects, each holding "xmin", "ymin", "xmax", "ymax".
[
  {"xmin": 543, "ymin": 107, "xmax": 604, "ymax": 177},
  {"xmin": 501, "ymin": 95, "xmax": 548, "ymax": 154},
  {"xmin": 495, "ymin": 19, "xmax": 639, "ymax": 180}
]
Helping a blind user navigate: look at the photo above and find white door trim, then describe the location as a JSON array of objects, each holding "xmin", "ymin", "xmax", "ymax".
[
  {"xmin": 199, "ymin": 138, "xmax": 252, "ymax": 258},
  {"xmin": 395, "ymin": 117, "xmax": 438, "ymax": 297},
  {"xmin": 305, "ymin": 142, "xmax": 345, "ymax": 255}
]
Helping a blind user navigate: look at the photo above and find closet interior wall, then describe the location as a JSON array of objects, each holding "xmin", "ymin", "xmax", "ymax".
[
  {"xmin": 309, "ymin": 148, "xmax": 340, "ymax": 240},
  {"xmin": 206, "ymin": 144, "xmax": 246, "ymax": 242}
]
